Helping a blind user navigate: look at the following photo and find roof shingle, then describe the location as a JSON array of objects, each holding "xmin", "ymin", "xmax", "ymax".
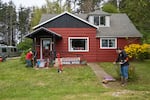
[{"xmin": 38, "ymin": 11, "xmax": 142, "ymax": 37}]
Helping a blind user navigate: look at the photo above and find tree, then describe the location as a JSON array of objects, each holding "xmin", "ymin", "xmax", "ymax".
[
  {"xmin": 17, "ymin": 38, "xmax": 33, "ymax": 51},
  {"xmin": 0, "ymin": 1, "xmax": 17, "ymax": 46},
  {"xmin": 18, "ymin": 6, "xmax": 31, "ymax": 42},
  {"xmin": 119, "ymin": 0, "xmax": 150, "ymax": 43},
  {"xmin": 30, "ymin": 7, "xmax": 43, "ymax": 28},
  {"xmin": 44, "ymin": 0, "xmax": 62, "ymax": 14},
  {"xmin": 77, "ymin": 0, "xmax": 102, "ymax": 13},
  {"xmin": 102, "ymin": 3, "xmax": 118, "ymax": 13},
  {"xmin": 30, "ymin": 0, "xmax": 68, "ymax": 28}
]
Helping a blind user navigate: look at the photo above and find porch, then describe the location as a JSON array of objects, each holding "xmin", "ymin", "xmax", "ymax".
[{"xmin": 25, "ymin": 27, "xmax": 62, "ymax": 66}]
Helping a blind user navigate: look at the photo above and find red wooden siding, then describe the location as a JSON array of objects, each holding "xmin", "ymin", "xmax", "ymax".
[
  {"xmin": 34, "ymin": 28, "xmax": 141, "ymax": 62},
  {"xmin": 117, "ymin": 37, "xmax": 141, "ymax": 48},
  {"xmin": 96, "ymin": 37, "xmax": 141, "ymax": 62},
  {"xmin": 49, "ymin": 28, "xmax": 97, "ymax": 62}
]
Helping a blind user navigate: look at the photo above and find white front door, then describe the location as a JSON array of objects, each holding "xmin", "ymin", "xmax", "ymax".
[{"xmin": 40, "ymin": 38, "xmax": 52, "ymax": 59}]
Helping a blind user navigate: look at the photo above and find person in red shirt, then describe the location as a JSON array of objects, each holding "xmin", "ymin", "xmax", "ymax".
[{"xmin": 25, "ymin": 51, "xmax": 33, "ymax": 67}]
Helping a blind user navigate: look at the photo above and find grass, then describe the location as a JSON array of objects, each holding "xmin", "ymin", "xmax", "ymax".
[
  {"xmin": 99, "ymin": 59, "xmax": 150, "ymax": 91},
  {"xmin": 0, "ymin": 59, "xmax": 150, "ymax": 100},
  {"xmin": 0, "ymin": 59, "xmax": 108, "ymax": 100}
]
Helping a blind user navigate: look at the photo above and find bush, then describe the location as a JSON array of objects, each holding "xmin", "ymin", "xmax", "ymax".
[
  {"xmin": 128, "ymin": 64, "xmax": 137, "ymax": 81},
  {"xmin": 17, "ymin": 38, "xmax": 33, "ymax": 51},
  {"xmin": 124, "ymin": 44, "xmax": 150, "ymax": 60},
  {"xmin": 20, "ymin": 49, "xmax": 31, "ymax": 64},
  {"xmin": 20, "ymin": 51, "xmax": 26, "ymax": 64}
]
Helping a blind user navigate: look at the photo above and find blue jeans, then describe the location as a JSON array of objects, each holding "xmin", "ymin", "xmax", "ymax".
[
  {"xmin": 120, "ymin": 65, "xmax": 129, "ymax": 79},
  {"xmin": 26, "ymin": 59, "xmax": 32, "ymax": 67}
]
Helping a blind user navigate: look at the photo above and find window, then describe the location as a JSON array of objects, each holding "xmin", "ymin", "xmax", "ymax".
[
  {"xmin": 100, "ymin": 38, "xmax": 117, "ymax": 49},
  {"xmin": 2, "ymin": 48, "xmax": 7, "ymax": 52},
  {"xmin": 11, "ymin": 48, "xmax": 13, "ymax": 52},
  {"xmin": 94, "ymin": 16, "xmax": 99, "ymax": 26},
  {"xmin": 88, "ymin": 15, "xmax": 110, "ymax": 27},
  {"xmin": 100, "ymin": 16, "xmax": 105, "ymax": 26},
  {"xmin": 94, "ymin": 16, "xmax": 105, "ymax": 26},
  {"xmin": 69, "ymin": 37, "xmax": 89, "ymax": 52},
  {"xmin": 14, "ymin": 48, "xmax": 17, "ymax": 52}
]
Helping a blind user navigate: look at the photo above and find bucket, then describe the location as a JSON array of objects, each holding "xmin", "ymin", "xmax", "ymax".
[{"xmin": 39, "ymin": 61, "xmax": 45, "ymax": 68}]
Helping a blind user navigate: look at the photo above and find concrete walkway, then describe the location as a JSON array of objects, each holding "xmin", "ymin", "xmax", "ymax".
[{"xmin": 87, "ymin": 63, "xmax": 118, "ymax": 88}]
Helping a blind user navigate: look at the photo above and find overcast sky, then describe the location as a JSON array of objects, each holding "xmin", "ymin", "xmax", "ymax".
[
  {"xmin": 2, "ymin": 0, "xmax": 109, "ymax": 10},
  {"xmin": 2, "ymin": 0, "xmax": 47, "ymax": 9}
]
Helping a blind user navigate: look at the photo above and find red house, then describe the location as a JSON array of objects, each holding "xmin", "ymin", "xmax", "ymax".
[{"xmin": 25, "ymin": 10, "xmax": 142, "ymax": 63}]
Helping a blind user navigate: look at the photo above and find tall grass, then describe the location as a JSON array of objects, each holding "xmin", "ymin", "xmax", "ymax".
[
  {"xmin": 0, "ymin": 59, "xmax": 150, "ymax": 100},
  {"xmin": 99, "ymin": 60, "xmax": 150, "ymax": 91},
  {"xmin": 0, "ymin": 59, "xmax": 108, "ymax": 100}
]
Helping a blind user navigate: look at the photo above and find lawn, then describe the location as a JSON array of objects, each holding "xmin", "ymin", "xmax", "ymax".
[
  {"xmin": 0, "ymin": 59, "xmax": 150, "ymax": 100},
  {"xmin": 99, "ymin": 60, "xmax": 150, "ymax": 96}
]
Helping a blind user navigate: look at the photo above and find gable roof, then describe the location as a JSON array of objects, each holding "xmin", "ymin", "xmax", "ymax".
[
  {"xmin": 37, "ymin": 11, "xmax": 142, "ymax": 38},
  {"xmin": 24, "ymin": 27, "xmax": 62, "ymax": 38},
  {"xmin": 33, "ymin": 11, "xmax": 98, "ymax": 29},
  {"xmin": 88, "ymin": 10, "xmax": 111, "ymax": 16}
]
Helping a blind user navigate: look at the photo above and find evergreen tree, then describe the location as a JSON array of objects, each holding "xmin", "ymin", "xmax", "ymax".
[{"xmin": 18, "ymin": 6, "xmax": 31, "ymax": 42}]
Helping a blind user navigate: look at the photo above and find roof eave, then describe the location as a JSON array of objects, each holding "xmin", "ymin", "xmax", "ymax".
[
  {"xmin": 96, "ymin": 35, "xmax": 143, "ymax": 38},
  {"xmin": 24, "ymin": 27, "xmax": 62, "ymax": 39}
]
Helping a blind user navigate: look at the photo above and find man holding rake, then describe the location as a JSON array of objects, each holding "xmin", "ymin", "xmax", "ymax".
[{"xmin": 114, "ymin": 48, "xmax": 129, "ymax": 86}]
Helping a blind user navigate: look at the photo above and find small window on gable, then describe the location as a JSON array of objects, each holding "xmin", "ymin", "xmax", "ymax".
[
  {"xmin": 68, "ymin": 37, "xmax": 89, "ymax": 52},
  {"xmin": 100, "ymin": 38, "xmax": 117, "ymax": 49}
]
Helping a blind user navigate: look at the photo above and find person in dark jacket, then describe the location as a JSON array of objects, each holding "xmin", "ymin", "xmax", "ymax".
[{"xmin": 114, "ymin": 48, "xmax": 129, "ymax": 86}]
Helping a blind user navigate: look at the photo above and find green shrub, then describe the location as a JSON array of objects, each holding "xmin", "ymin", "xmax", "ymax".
[
  {"xmin": 20, "ymin": 49, "xmax": 30, "ymax": 64},
  {"xmin": 17, "ymin": 38, "xmax": 33, "ymax": 51}
]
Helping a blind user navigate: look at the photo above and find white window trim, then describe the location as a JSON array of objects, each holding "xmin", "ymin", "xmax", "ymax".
[
  {"xmin": 89, "ymin": 15, "xmax": 110, "ymax": 27},
  {"xmin": 68, "ymin": 37, "xmax": 89, "ymax": 52},
  {"xmin": 100, "ymin": 38, "xmax": 117, "ymax": 49}
]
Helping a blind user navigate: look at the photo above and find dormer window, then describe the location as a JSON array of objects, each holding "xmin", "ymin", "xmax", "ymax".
[
  {"xmin": 94, "ymin": 16, "xmax": 105, "ymax": 26},
  {"xmin": 88, "ymin": 15, "xmax": 110, "ymax": 27},
  {"xmin": 88, "ymin": 10, "xmax": 111, "ymax": 27}
]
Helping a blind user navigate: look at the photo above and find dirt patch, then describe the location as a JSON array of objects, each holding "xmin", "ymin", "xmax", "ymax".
[{"xmin": 104, "ymin": 90, "xmax": 150, "ymax": 97}]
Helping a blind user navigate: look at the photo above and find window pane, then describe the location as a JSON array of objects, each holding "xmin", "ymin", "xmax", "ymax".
[
  {"xmin": 14, "ymin": 48, "xmax": 17, "ymax": 52},
  {"xmin": 43, "ymin": 40, "xmax": 50, "ymax": 49},
  {"xmin": 2, "ymin": 48, "xmax": 7, "ymax": 52},
  {"xmin": 100, "ymin": 16, "xmax": 105, "ymax": 25},
  {"xmin": 94, "ymin": 16, "xmax": 99, "ymax": 25},
  {"xmin": 102, "ymin": 39, "xmax": 108, "ymax": 47},
  {"xmin": 109, "ymin": 39, "xmax": 115, "ymax": 47},
  {"xmin": 101, "ymin": 38, "xmax": 116, "ymax": 48},
  {"xmin": 70, "ymin": 38, "xmax": 88, "ymax": 51},
  {"xmin": 71, "ymin": 39, "xmax": 86, "ymax": 50},
  {"xmin": 11, "ymin": 48, "xmax": 13, "ymax": 52}
]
